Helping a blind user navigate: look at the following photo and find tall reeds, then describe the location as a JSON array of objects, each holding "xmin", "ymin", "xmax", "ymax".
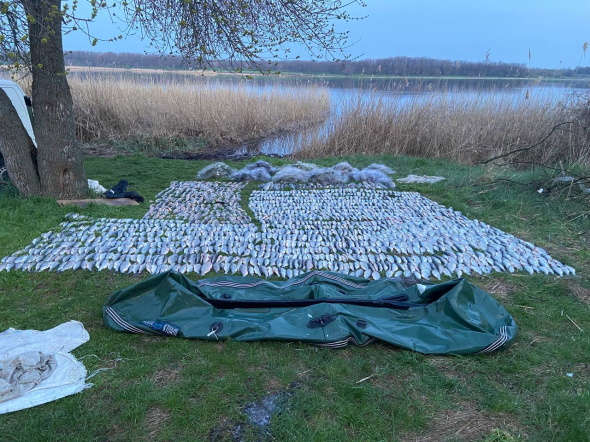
[
  {"xmin": 69, "ymin": 76, "xmax": 330, "ymax": 145},
  {"xmin": 298, "ymin": 91, "xmax": 590, "ymax": 165},
  {"xmin": 5, "ymin": 70, "xmax": 588, "ymax": 165}
]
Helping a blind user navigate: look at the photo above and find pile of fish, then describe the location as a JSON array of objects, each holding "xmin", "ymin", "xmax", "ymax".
[
  {"xmin": 144, "ymin": 181, "xmax": 251, "ymax": 224},
  {"xmin": 249, "ymin": 187, "xmax": 575, "ymax": 279},
  {"xmin": 259, "ymin": 181, "xmax": 389, "ymax": 191},
  {"xmin": 0, "ymin": 181, "xmax": 575, "ymax": 279}
]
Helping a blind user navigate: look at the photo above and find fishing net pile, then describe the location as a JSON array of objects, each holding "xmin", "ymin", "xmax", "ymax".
[{"xmin": 197, "ymin": 161, "xmax": 397, "ymax": 188}]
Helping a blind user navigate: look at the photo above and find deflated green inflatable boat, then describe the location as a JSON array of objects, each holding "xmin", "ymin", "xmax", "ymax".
[{"xmin": 103, "ymin": 270, "xmax": 517, "ymax": 355}]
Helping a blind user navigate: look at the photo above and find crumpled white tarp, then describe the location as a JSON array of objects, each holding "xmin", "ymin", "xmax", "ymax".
[
  {"xmin": 87, "ymin": 179, "xmax": 107, "ymax": 193},
  {"xmin": 396, "ymin": 174, "xmax": 446, "ymax": 184},
  {"xmin": 0, "ymin": 320, "xmax": 91, "ymax": 414}
]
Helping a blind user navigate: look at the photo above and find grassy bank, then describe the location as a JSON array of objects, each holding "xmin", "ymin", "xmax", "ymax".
[
  {"xmin": 299, "ymin": 93, "xmax": 590, "ymax": 166},
  {"xmin": 0, "ymin": 154, "xmax": 588, "ymax": 441}
]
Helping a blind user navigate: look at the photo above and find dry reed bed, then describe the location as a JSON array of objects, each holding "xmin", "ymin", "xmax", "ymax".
[
  {"xmin": 299, "ymin": 93, "xmax": 590, "ymax": 165},
  {"xmin": 69, "ymin": 76, "xmax": 330, "ymax": 145}
]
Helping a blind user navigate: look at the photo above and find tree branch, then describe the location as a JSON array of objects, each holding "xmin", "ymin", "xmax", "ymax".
[{"xmin": 480, "ymin": 121, "xmax": 587, "ymax": 165}]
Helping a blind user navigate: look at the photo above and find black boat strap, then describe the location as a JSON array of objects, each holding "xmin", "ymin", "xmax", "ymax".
[{"xmin": 203, "ymin": 293, "xmax": 422, "ymax": 310}]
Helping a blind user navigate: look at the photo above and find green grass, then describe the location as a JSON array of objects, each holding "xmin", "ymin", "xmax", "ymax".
[{"xmin": 0, "ymin": 154, "xmax": 588, "ymax": 441}]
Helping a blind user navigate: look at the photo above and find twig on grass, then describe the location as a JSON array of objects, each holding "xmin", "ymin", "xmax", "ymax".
[
  {"xmin": 565, "ymin": 314, "xmax": 584, "ymax": 332},
  {"xmin": 356, "ymin": 373, "xmax": 378, "ymax": 384}
]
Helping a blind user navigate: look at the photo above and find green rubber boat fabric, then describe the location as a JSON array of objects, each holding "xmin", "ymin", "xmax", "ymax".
[{"xmin": 103, "ymin": 270, "xmax": 517, "ymax": 355}]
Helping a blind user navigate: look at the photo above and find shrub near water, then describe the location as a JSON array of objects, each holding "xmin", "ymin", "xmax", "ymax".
[
  {"xmin": 70, "ymin": 76, "xmax": 330, "ymax": 146},
  {"xmin": 299, "ymin": 92, "xmax": 590, "ymax": 165}
]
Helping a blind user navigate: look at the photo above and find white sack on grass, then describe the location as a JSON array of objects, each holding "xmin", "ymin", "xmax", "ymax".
[
  {"xmin": 87, "ymin": 179, "xmax": 107, "ymax": 194},
  {"xmin": 396, "ymin": 174, "xmax": 446, "ymax": 184},
  {"xmin": 0, "ymin": 352, "xmax": 57, "ymax": 403},
  {"xmin": 0, "ymin": 321, "xmax": 91, "ymax": 414}
]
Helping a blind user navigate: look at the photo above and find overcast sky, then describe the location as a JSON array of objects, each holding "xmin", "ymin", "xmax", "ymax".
[{"xmin": 63, "ymin": 0, "xmax": 589, "ymax": 69}]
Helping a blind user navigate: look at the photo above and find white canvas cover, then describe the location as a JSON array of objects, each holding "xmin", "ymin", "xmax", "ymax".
[
  {"xmin": 0, "ymin": 321, "xmax": 91, "ymax": 414},
  {"xmin": 0, "ymin": 80, "xmax": 36, "ymax": 147}
]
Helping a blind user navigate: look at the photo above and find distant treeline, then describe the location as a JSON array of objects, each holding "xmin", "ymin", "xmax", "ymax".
[{"xmin": 64, "ymin": 51, "xmax": 590, "ymax": 78}]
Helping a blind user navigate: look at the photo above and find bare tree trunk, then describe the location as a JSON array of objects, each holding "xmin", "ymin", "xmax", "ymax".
[
  {"xmin": 0, "ymin": 89, "xmax": 41, "ymax": 196},
  {"xmin": 22, "ymin": 0, "xmax": 87, "ymax": 199}
]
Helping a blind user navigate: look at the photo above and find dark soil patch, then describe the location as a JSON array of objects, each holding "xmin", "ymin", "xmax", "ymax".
[
  {"xmin": 209, "ymin": 417, "xmax": 245, "ymax": 442},
  {"xmin": 160, "ymin": 147, "xmax": 250, "ymax": 161},
  {"xmin": 479, "ymin": 278, "xmax": 518, "ymax": 299},
  {"xmin": 145, "ymin": 407, "xmax": 171, "ymax": 439},
  {"xmin": 81, "ymin": 143, "xmax": 132, "ymax": 158},
  {"xmin": 212, "ymin": 379, "xmax": 302, "ymax": 441},
  {"xmin": 150, "ymin": 366, "xmax": 183, "ymax": 388},
  {"xmin": 403, "ymin": 402, "xmax": 524, "ymax": 441},
  {"xmin": 81, "ymin": 140, "xmax": 284, "ymax": 161},
  {"xmin": 427, "ymin": 357, "xmax": 467, "ymax": 383},
  {"xmin": 568, "ymin": 282, "xmax": 590, "ymax": 305},
  {"xmin": 159, "ymin": 145, "xmax": 283, "ymax": 161}
]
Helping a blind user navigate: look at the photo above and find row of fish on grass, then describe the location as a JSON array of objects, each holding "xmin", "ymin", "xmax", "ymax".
[
  {"xmin": 0, "ymin": 182, "xmax": 575, "ymax": 278},
  {"xmin": 249, "ymin": 186, "xmax": 575, "ymax": 278},
  {"xmin": 144, "ymin": 181, "xmax": 251, "ymax": 224}
]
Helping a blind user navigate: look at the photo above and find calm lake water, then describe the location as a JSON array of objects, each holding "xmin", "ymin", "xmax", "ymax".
[
  {"xmin": 241, "ymin": 76, "xmax": 589, "ymax": 157},
  {"xmin": 71, "ymin": 71, "xmax": 590, "ymax": 157}
]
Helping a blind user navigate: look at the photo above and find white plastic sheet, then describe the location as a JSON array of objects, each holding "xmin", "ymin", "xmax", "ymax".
[
  {"xmin": 87, "ymin": 179, "xmax": 107, "ymax": 193},
  {"xmin": 396, "ymin": 174, "xmax": 446, "ymax": 184},
  {"xmin": 0, "ymin": 321, "xmax": 91, "ymax": 414}
]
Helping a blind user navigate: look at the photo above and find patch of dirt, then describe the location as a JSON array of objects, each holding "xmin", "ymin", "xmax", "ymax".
[
  {"xmin": 427, "ymin": 357, "xmax": 466, "ymax": 382},
  {"xmin": 140, "ymin": 335, "xmax": 168, "ymax": 344},
  {"xmin": 81, "ymin": 142, "xmax": 132, "ymax": 158},
  {"xmin": 150, "ymin": 366, "xmax": 183, "ymax": 387},
  {"xmin": 145, "ymin": 407, "xmax": 171, "ymax": 439},
  {"xmin": 403, "ymin": 402, "xmax": 524, "ymax": 442},
  {"xmin": 372, "ymin": 371, "xmax": 431, "ymax": 403},
  {"xmin": 209, "ymin": 417, "xmax": 245, "ymax": 442},
  {"xmin": 479, "ymin": 278, "xmax": 518, "ymax": 299},
  {"xmin": 32, "ymin": 280, "xmax": 62, "ymax": 300},
  {"xmin": 568, "ymin": 282, "xmax": 590, "ymax": 305},
  {"xmin": 161, "ymin": 138, "xmax": 285, "ymax": 161},
  {"xmin": 160, "ymin": 146, "xmax": 248, "ymax": 161},
  {"xmin": 570, "ymin": 363, "xmax": 590, "ymax": 397},
  {"xmin": 531, "ymin": 363, "xmax": 559, "ymax": 378},
  {"xmin": 247, "ymin": 371, "xmax": 284, "ymax": 392},
  {"xmin": 81, "ymin": 140, "xmax": 284, "ymax": 161},
  {"xmin": 518, "ymin": 330, "xmax": 547, "ymax": 348},
  {"xmin": 337, "ymin": 348, "xmax": 353, "ymax": 361}
]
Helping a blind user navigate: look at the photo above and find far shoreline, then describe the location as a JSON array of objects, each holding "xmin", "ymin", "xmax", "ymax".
[{"xmin": 64, "ymin": 65, "xmax": 590, "ymax": 83}]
